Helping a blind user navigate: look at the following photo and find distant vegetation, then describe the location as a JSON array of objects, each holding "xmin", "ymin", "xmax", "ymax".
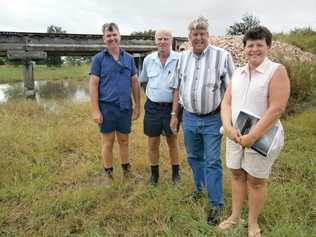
[
  {"xmin": 131, "ymin": 29, "xmax": 156, "ymax": 37},
  {"xmin": 274, "ymin": 27, "xmax": 316, "ymax": 54}
]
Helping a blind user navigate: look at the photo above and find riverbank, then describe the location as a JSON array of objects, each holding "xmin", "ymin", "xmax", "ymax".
[
  {"xmin": 0, "ymin": 64, "xmax": 90, "ymax": 84},
  {"xmin": 0, "ymin": 99, "xmax": 315, "ymax": 236}
]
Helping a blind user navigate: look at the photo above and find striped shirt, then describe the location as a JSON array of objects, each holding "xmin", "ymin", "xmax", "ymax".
[{"xmin": 169, "ymin": 45, "xmax": 235, "ymax": 114}]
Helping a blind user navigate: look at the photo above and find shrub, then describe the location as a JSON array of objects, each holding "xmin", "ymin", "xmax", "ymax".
[{"xmin": 279, "ymin": 58, "xmax": 316, "ymax": 114}]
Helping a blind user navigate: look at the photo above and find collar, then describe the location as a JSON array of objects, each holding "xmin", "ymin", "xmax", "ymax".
[
  {"xmin": 192, "ymin": 45, "xmax": 210, "ymax": 59},
  {"xmin": 241, "ymin": 57, "xmax": 270, "ymax": 74},
  {"xmin": 104, "ymin": 48, "xmax": 124, "ymax": 56},
  {"xmin": 153, "ymin": 50, "xmax": 178, "ymax": 65}
]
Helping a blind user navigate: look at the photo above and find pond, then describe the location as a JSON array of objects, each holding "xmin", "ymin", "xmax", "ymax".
[{"xmin": 0, "ymin": 80, "xmax": 89, "ymax": 110}]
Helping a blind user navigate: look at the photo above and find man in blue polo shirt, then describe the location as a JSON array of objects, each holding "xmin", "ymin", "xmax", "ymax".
[
  {"xmin": 140, "ymin": 30, "xmax": 180, "ymax": 186},
  {"xmin": 89, "ymin": 22, "xmax": 141, "ymax": 185}
]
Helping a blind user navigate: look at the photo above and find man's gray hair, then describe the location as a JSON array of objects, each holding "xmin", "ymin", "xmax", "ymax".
[
  {"xmin": 155, "ymin": 30, "xmax": 172, "ymax": 39},
  {"xmin": 188, "ymin": 16, "xmax": 209, "ymax": 32},
  {"xmin": 102, "ymin": 22, "xmax": 120, "ymax": 34}
]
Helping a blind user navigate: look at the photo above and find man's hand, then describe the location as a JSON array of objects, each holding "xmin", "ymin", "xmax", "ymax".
[
  {"xmin": 132, "ymin": 107, "xmax": 140, "ymax": 120},
  {"xmin": 92, "ymin": 110, "xmax": 103, "ymax": 124},
  {"xmin": 170, "ymin": 115, "xmax": 178, "ymax": 134}
]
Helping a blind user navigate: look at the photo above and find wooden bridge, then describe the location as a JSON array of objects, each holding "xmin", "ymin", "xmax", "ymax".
[{"xmin": 0, "ymin": 31, "xmax": 187, "ymax": 97}]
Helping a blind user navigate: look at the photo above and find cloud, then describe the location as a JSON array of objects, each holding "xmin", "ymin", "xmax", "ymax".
[{"xmin": 0, "ymin": 0, "xmax": 315, "ymax": 36}]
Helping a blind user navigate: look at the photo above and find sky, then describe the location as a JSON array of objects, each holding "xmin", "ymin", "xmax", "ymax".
[{"xmin": 0, "ymin": 0, "xmax": 315, "ymax": 36}]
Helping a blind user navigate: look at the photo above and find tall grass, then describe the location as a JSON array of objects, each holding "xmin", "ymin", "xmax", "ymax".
[
  {"xmin": 274, "ymin": 27, "xmax": 316, "ymax": 54},
  {"xmin": 280, "ymin": 60, "xmax": 316, "ymax": 115},
  {"xmin": 0, "ymin": 99, "xmax": 315, "ymax": 236}
]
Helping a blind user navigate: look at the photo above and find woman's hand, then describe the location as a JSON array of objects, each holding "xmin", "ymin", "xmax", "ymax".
[
  {"xmin": 226, "ymin": 127, "xmax": 242, "ymax": 143},
  {"xmin": 238, "ymin": 133, "xmax": 257, "ymax": 148}
]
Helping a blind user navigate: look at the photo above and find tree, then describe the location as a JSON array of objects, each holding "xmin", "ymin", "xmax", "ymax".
[
  {"xmin": 46, "ymin": 25, "xmax": 66, "ymax": 67},
  {"xmin": 47, "ymin": 25, "xmax": 66, "ymax": 34},
  {"xmin": 131, "ymin": 29, "xmax": 156, "ymax": 37},
  {"xmin": 226, "ymin": 14, "xmax": 260, "ymax": 35}
]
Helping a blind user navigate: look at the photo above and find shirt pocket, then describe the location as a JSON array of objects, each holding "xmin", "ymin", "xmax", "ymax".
[
  {"xmin": 205, "ymin": 68, "xmax": 218, "ymax": 92},
  {"xmin": 148, "ymin": 71, "xmax": 160, "ymax": 88}
]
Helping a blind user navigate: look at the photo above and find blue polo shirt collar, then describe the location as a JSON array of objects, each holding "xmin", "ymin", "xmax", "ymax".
[{"xmin": 103, "ymin": 48, "xmax": 125, "ymax": 56}]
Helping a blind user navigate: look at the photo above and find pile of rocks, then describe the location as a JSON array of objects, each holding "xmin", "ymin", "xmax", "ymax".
[{"xmin": 179, "ymin": 35, "xmax": 315, "ymax": 67}]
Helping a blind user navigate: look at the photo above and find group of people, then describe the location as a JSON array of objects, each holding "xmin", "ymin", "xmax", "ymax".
[{"xmin": 89, "ymin": 16, "xmax": 290, "ymax": 237}]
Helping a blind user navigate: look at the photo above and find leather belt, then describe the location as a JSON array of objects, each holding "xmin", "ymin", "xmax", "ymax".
[
  {"xmin": 194, "ymin": 106, "xmax": 221, "ymax": 117},
  {"xmin": 149, "ymin": 99, "xmax": 172, "ymax": 107}
]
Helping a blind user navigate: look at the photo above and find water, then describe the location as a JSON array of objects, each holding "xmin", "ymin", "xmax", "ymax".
[{"xmin": 0, "ymin": 80, "xmax": 89, "ymax": 110}]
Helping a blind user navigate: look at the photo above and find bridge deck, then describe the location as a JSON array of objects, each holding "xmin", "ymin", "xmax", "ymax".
[{"xmin": 0, "ymin": 31, "xmax": 187, "ymax": 57}]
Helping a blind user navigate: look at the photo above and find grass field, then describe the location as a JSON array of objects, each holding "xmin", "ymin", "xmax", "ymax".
[
  {"xmin": 0, "ymin": 64, "xmax": 90, "ymax": 84},
  {"xmin": 0, "ymin": 97, "xmax": 315, "ymax": 236}
]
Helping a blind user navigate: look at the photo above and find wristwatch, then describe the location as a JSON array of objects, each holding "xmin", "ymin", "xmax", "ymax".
[{"xmin": 170, "ymin": 112, "xmax": 177, "ymax": 116}]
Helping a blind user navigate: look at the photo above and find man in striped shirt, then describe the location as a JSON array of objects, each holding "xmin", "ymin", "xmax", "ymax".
[{"xmin": 169, "ymin": 16, "xmax": 234, "ymax": 225}]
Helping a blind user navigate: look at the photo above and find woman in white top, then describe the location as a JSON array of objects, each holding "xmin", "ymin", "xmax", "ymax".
[{"xmin": 219, "ymin": 26, "xmax": 290, "ymax": 237}]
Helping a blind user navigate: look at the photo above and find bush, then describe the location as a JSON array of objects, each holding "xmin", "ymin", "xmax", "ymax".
[{"xmin": 279, "ymin": 59, "xmax": 316, "ymax": 114}]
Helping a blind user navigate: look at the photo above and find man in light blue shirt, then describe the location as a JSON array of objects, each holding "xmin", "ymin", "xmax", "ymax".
[{"xmin": 140, "ymin": 30, "xmax": 180, "ymax": 186}]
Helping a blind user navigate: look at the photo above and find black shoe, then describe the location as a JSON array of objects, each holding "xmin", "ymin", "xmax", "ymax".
[
  {"xmin": 148, "ymin": 175, "xmax": 159, "ymax": 186},
  {"xmin": 103, "ymin": 167, "xmax": 114, "ymax": 187},
  {"xmin": 122, "ymin": 163, "xmax": 131, "ymax": 178},
  {"xmin": 207, "ymin": 207, "xmax": 223, "ymax": 225},
  {"xmin": 172, "ymin": 165, "xmax": 181, "ymax": 184},
  {"xmin": 182, "ymin": 191, "xmax": 204, "ymax": 203},
  {"xmin": 172, "ymin": 173, "xmax": 181, "ymax": 184},
  {"xmin": 148, "ymin": 165, "xmax": 159, "ymax": 186}
]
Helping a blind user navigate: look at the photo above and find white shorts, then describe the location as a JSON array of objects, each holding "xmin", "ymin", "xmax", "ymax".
[{"xmin": 225, "ymin": 138, "xmax": 280, "ymax": 179}]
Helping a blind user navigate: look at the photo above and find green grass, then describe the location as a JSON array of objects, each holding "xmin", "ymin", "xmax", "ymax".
[
  {"xmin": 0, "ymin": 98, "xmax": 315, "ymax": 236},
  {"xmin": 274, "ymin": 27, "xmax": 316, "ymax": 54},
  {"xmin": 0, "ymin": 64, "xmax": 90, "ymax": 84}
]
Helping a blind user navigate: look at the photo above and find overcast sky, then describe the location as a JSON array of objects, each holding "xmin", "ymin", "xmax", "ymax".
[{"xmin": 0, "ymin": 0, "xmax": 315, "ymax": 36}]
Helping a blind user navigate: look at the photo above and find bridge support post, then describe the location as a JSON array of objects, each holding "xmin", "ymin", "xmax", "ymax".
[{"xmin": 22, "ymin": 60, "xmax": 36, "ymax": 98}]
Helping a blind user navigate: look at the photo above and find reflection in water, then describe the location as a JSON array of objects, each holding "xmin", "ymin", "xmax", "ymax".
[
  {"xmin": 0, "ymin": 84, "xmax": 11, "ymax": 103},
  {"xmin": 0, "ymin": 80, "xmax": 90, "ymax": 110}
]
